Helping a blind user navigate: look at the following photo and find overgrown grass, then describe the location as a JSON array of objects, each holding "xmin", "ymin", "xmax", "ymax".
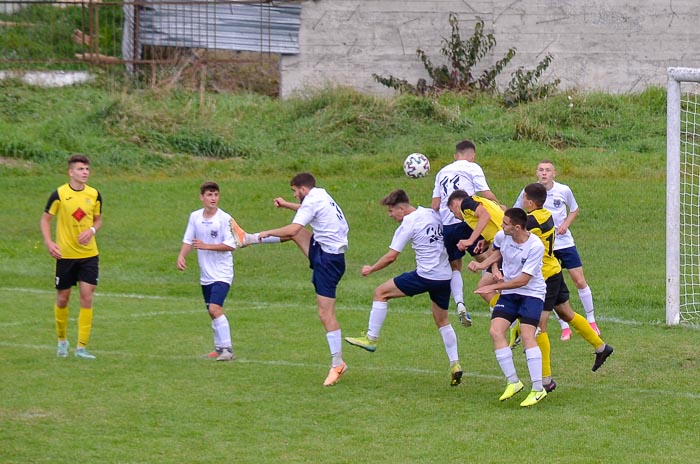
[{"xmin": 1, "ymin": 83, "xmax": 696, "ymax": 463}]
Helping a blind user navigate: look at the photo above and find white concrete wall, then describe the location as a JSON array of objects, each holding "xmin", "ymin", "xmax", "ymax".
[{"xmin": 280, "ymin": 0, "xmax": 700, "ymax": 97}]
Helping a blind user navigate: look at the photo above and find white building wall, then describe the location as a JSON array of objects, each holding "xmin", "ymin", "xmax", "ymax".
[{"xmin": 280, "ymin": 0, "xmax": 700, "ymax": 97}]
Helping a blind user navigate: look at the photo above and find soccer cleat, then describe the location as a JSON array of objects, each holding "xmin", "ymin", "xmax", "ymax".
[
  {"xmin": 456, "ymin": 302, "xmax": 472, "ymax": 327},
  {"xmin": 56, "ymin": 340, "xmax": 69, "ymax": 358},
  {"xmin": 543, "ymin": 379, "xmax": 557, "ymax": 393},
  {"xmin": 344, "ymin": 334, "xmax": 377, "ymax": 352},
  {"xmin": 592, "ymin": 344, "xmax": 614, "ymax": 372},
  {"xmin": 560, "ymin": 327, "xmax": 572, "ymax": 341},
  {"xmin": 323, "ymin": 362, "xmax": 348, "ymax": 386},
  {"xmin": 206, "ymin": 348, "xmax": 223, "ymax": 359},
  {"xmin": 520, "ymin": 389, "xmax": 547, "ymax": 407},
  {"xmin": 74, "ymin": 348, "xmax": 96, "ymax": 360},
  {"xmin": 450, "ymin": 362, "xmax": 463, "ymax": 386},
  {"xmin": 508, "ymin": 320, "xmax": 521, "ymax": 349},
  {"xmin": 589, "ymin": 321, "xmax": 601, "ymax": 336},
  {"xmin": 499, "ymin": 380, "xmax": 524, "ymax": 401},
  {"xmin": 229, "ymin": 217, "xmax": 248, "ymax": 248},
  {"xmin": 216, "ymin": 348, "xmax": 235, "ymax": 362}
]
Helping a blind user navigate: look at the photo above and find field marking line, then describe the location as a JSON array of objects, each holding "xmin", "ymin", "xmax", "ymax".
[
  {"xmin": 1, "ymin": 340, "xmax": 699, "ymax": 400},
  {"xmin": 4, "ymin": 286, "xmax": 700, "ymax": 330}
]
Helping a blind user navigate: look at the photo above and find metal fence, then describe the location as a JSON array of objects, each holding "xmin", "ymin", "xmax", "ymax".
[{"xmin": 0, "ymin": 0, "xmax": 301, "ymax": 93}]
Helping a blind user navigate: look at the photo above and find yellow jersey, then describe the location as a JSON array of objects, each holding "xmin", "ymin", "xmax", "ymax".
[
  {"xmin": 45, "ymin": 183, "xmax": 102, "ymax": 259},
  {"xmin": 526, "ymin": 207, "xmax": 561, "ymax": 279},
  {"xmin": 459, "ymin": 195, "xmax": 504, "ymax": 243}
]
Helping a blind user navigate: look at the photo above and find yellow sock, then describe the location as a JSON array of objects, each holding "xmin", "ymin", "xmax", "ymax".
[
  {"xmin": 55, "ymin": 305, "xmax": 69, "ymax": 340},
  {"xmin": 569, "ymin": 313, "xmax": 604, "ymax": 350},
  {"xmin": 77, "ymin": 307, "xmax": 93, "ymax": 348},
  {"xmin": 536, "ymin": 331, "xmax": 551, "ymax": 379},
  {"xmin": 489, "ymin": 294, "xmax": 499, "ymax": 311}
]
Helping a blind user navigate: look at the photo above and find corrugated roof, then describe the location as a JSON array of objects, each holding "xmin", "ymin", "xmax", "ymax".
[{"xmin": 123, "ymin": 1, "xmax": 300, "ymax": 62}]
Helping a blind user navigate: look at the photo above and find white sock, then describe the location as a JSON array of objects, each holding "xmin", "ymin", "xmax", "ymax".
[
  {"xmin": 367, "ymin": 301, "xmax": 388, "ymax": 340},
  {"xmin": 450, "ymin": 270, "xmax": 464, "ymax": 306},
  {"xmin": 438, "ymin": 324, "xmax": 459, "ymax": 364},
  {"xmin": 212, "ymin": 315, "xmax": 231, "ymax": 349},
  {"xmin": 578, "ymin": 286, "xmax": 596, "ymax": 322},
  {"xmin": 248, "ymin": 233, "xmax": 281, "ymax": 245},
  {"xmin": 326, "ymin": 329, "xmax": 343, "ymax": 366},
  {"xmin": 525, "ymin": 347, "xmax": 543, "ymax": 391},
  {"xmin": 554, "ymin": 311, "xmax": 570, "ymax": 330},
  {"xmin": 495, "ymin": 347, "xmax": 518, "ymax": 383}
]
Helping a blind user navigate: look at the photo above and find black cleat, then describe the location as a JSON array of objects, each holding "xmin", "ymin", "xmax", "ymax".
[
  {"xmin": 592, "ymin": 344, "xmax": 614, "ymax": 372},
  {"xmin": 544, "ymin": 379, "xmax": 557, "ymax": 393}
]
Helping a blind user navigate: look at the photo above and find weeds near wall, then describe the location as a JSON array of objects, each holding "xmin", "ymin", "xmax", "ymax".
[{"xmin": 373, "ymin": 13, "xmax": 559, "ymax": 106}]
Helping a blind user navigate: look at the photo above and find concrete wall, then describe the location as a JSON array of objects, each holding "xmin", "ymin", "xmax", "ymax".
[{"xmin": 280, "ymin": 0, "xmax": 700, "ymax": 98}]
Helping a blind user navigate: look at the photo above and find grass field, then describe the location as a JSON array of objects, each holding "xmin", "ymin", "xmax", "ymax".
[{"xmin": 1, "ymin": 85, "xmax": 698, "ymax": 463}]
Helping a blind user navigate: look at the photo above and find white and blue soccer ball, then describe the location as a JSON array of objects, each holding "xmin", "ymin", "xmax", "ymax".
[{"xmin": 403, "ymin": 152, "xmax": 430, "ymax": 178}]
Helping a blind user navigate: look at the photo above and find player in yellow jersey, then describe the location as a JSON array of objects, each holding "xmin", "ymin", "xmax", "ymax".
[
  {"xmin": 446, "ymin": 189, "xmax": 505, "ymax": 308},
  {"xmin": 40, "ymin": 154, "xmax": 102, "ymax": 359},
  {"xmin": 521, "ymin": 183, "xmax": 613, "ymax": 391}
]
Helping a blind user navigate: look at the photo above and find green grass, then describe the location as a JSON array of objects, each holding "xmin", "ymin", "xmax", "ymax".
[{"xmin": 0, "ymin": 84, "xmax": 698, "ymax": 463}]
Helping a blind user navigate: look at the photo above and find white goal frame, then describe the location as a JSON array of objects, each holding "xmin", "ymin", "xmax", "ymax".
[{"xmin": 666, "ymin": 67, "xmax": 700, "ymax": 325}]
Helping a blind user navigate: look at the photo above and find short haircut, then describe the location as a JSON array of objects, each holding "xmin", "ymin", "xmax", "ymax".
[
  {"xmin": 523, "ymin": 182, "xmax": 547, "ymax": 207},
  {"xmin": 539, "ymin": 159, "xmax": 555, "ymax": 167},
  {"xmin": 380, "ymin": 189, "xmax": 410, "ymax": 207},
  {"xmin": 290, "ymin": 172, "xmax": 316, "ymax": 189},
  {"xmin": 200, "ymin": 181, "xmax": 220, "ymax": 194},
  {"xmin": 68, "ymin": 154, "xmax": 90, "ymax": 167},
  {"xmin": 504, "ymin": 208, "xmax": 528, "ymax": 228},
  {"xmin": 447, "ymin": 189, "xmax": 470, "ymax": 206},
  {"xmin": 455, "ymin": 140, "xmax": 476, "ymax": 153}
]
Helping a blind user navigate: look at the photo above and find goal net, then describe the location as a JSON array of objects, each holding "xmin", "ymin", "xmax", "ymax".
[{"xmin": 667, "ymin": 67, "xmax": 700, "ymax": 325}]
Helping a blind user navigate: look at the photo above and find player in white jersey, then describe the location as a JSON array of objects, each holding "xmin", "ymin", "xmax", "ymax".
[
  {"xmin": 468, "ymin": 208, "xmax": 548, "ymax": 407},
  {"xmin": 345, "ymin": 189, "xmax": 463, "ymax": 386},
  {"xmin": 177, "ymin": 182, "xmax": 238, "ymax": 362},
  {"xmin": 233, "ymin": 173, "xmax": 350, "ymax": 387},
  {"xmin": 514, "ymin": 160, "xmax": 600, "ymax": 340},
  {"xmin": 431, "ymin": 140, "xmax": 502, "ymax": 328}
]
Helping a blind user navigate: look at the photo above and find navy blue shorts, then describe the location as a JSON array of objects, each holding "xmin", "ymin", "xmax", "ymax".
[
  {"xmin": 308, "ymin": 238, "xmax": 346, "ymax": 299},
  {"xmin": 201, "ymin": 281, "xmax": 230, "ymax": 308},
  {"xmin": 554, "ymin": 246, "xmax": 583, "ymax": 269},
  {"xmin": 393, "ymin": 270, "xmax": 451, "ymax": 310},
  {"xmin": 443, "ymin": 222, "xmax": 484, "ymax": 260},
  {"xmin": 55, "ymin": 256, "xmax": 99, "ymax": 289},
  {"xmin": 543, "ymin": 272, "xmax": 570, "ymax": 312},
  {"xmin": 492, "ymin": 293, "xmax": 543, "ymax": 327}
]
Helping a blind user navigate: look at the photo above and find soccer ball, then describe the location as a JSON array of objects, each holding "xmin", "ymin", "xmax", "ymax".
[{"xmin": 403, "ymin": 153, "xmax": 430, "ymax": 178}]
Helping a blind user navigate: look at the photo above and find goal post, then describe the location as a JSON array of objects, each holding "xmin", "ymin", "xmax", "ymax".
[{"xmin": 666, "ymin": 67, "xmax": 700, "ymax": 325}]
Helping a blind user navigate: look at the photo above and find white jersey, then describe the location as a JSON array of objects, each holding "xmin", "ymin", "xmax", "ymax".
[
  {"xmin": 293, "ymin": 187, "xmax": 349, "ymax": 254},
  {"xmin": 389, "ymin": 207, "xmax": 452, "ymax": 280},
  {"xmin": 182, "ymin": 208, "xmax": 236, "ymax": 285},
  {"xmin": 513, "ymin": 181, "xmax": 579, "ymax": 250},
  {"xmin": 432, "ymin": 160, "xmax": 491, "ymax": 226},
  {"xmin": 493, "ymin": 230, "xmax": 546, "ymax": 300}
]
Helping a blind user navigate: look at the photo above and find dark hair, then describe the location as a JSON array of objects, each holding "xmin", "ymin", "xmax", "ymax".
[
  {"xmin": 504, "ymin": 208, "xmax": 528, "ymax": 228},
  {"xmin": 68, "ymin": 154, "xmax": 90, "ymax": 167},
  {"xmin": 447, "ymin": 189, "xmax": 470, "ymax": 206},
  {"xmin": 290, "ymin": 172, "xmax": 316, "ymax": 189},
  {"xmin": 380, "ymin": 189, "xmax": 410, "ymax": 207},
  {"xmin": 200, "ymin": 181, "xmax": 220, "ymax": 194},
  {"xmin": 455, "ymin": 140, "xmax": 476, "ymax": 153},
  {"xmin": 523, "ymin": 182, "xmax": 547, "ymax": 207}
]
